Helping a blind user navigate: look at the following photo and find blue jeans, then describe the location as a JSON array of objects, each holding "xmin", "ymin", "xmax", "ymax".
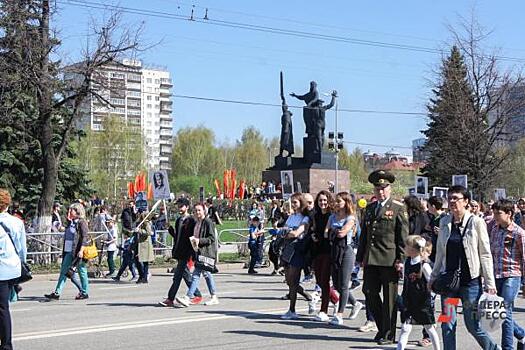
[
  {"xmin": 167, "ymin": 259, "xmax": 202, "ymax": 300},
  {"xmin": 496, "ymin": 277, "xmax": 525, "ymax": 349},
  {"xmin": 248, "ymin": 242, "xmax": 259, "ymax": 271},
  {"xmin": 55, "ymin": 252, "xmax": 89, "ymax": 295},
  {"xmin": 441, "ymin": 278, "xmax": 498, "ymax": 350},
  {"xmin": 187, "ymin": 266, "xmax": 216, "ymax": 297}
]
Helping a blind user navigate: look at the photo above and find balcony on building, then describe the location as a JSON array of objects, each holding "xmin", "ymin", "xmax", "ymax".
[
  {"xmin": 159, "ymin": 89, "xmax": 172, "ymax": 98},
  {"xmin": 160, "ymin": 102, "xmax": 172, "ymax": 113},
  {"xmin": 160, "ymin": 78, "xmax": 173, "ymax": 88}
]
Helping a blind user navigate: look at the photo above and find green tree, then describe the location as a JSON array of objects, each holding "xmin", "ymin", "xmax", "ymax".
[
  {"xmin": 423, "ymin": 18, "xmax": 525, "ymax": 200},
  {"xmin": 171, "ymin": 126, "xmax": 220, "ymax": 177},
  {"xmin": 498, "ymin": 139, "xmax": 525, "ymax": 198},
  {"xmin": 234, "ymin": 126, "xmax": 267, "ymax": 186},
  {"xmin": 0, "ymin": 2, "xmax": 92, "ymax": 216},
  {"xmin": 77, "ymin": 115, "xmax": 145, "ymax": 201},
  {"xmin": 0, "ymin": 1, "xmax": 141, "ymax": 229}
]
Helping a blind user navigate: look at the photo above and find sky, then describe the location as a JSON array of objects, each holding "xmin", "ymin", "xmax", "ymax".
[{"xmin": 54, "ymin": 0, "xmax": 525, "ymax": 157}]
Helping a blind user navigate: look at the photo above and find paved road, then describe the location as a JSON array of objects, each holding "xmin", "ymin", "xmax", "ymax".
[{"xmin": 10, "ymin": 266, "xmax": 524, "ymax": 349}]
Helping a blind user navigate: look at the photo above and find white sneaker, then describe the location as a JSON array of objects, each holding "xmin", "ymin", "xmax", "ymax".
[
  {"xmin": 204, "ymin": 295, "xmax": 219, "ymax": 305},
  {"xmin": 349, "ymin": 301, "xmax": 363, "ymax": 320},
  {"xmin": 308, "ymin": 300, "xmax": 316, "ymax": 315},
  {"xmin": 314, "ymin": 311, "xmax": 330, "ymax": 322},
  {"xmin": 175, "ymin": 295, "xmax": 191, "ymax": 307},
  {"xmin": 358, "ymin": 320, "xmax": 378, "ymax": 332},
  {"xmin": 281, "ymin": 310, "xmax": 299, "ymax": 320},
  {"xmin": 329, "ymin": 315, "xmax": 344, "ymax": 326}
]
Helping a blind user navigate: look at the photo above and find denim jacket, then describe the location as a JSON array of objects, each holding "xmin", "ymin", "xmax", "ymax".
[{"xmin": 0, "ymin": 224, "xmax": 21, "ymax": 281}]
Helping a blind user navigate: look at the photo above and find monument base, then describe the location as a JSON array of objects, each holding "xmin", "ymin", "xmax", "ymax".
[{"xmin": 262, "ymin": 168, "xmax": 350, "ymax": 195}]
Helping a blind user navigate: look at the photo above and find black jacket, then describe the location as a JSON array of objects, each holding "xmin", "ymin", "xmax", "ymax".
[
  {"xmin": 121, "ymin": 208, "xmax": 136, "ymax": 232},
  {"xmin": 409, "ymin": 212, "xmax": 431, "ymax": 236},
  {"xmin": 195, "ymin": 217, "xmax": 217, "ymax": 261},
  {"xmin": 170, "ymin": 215, "xmax": 195, "ymax": 260}
]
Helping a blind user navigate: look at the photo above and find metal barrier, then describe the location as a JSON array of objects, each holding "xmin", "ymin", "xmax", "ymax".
[
  {"xmin": 218, "ymin": 228, "xmax": 250, "ymax": 246},
  {"xmin": 26, "ymin": 229, "xmax": 172, "ymax": 264}
]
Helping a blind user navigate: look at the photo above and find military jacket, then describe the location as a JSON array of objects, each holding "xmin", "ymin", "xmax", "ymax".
[{"xmin": 356, "ymin": 197, "xmax": 408, "ymax": 267}]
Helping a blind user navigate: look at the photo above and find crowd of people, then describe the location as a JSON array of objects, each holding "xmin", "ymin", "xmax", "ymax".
[{"xmin": 3, "ymin": 168, "xmax": 525, "ymax": 349}]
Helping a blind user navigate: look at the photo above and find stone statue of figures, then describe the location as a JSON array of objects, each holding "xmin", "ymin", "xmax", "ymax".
[
  {"xmin": 312, "ymin": 90, "xmax": 337, "ymax": 154},
  {"xmin": 290, "ymin": 81, "xmax": 319, "ymax": 135},
  {"xmin": 279, "ymin": 103, "xmax": 294, "ymax": 157}
]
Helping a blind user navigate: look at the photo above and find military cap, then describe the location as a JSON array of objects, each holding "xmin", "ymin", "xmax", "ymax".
[{"xmin": 368, "ymin": 170, "xmax": 396, "ymax": 187}]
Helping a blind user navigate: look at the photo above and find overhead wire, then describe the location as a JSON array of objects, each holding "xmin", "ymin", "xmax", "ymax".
[
  {"xmin": 171, "ymin": 94, "xmax": 427, "ymax": 118},
  {"xmin": 60, "ymin": 0, "xmax": 525, "ymax": 62}
]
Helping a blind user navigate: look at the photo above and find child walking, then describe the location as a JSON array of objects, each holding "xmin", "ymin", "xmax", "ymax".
[
  {"xmin": 397, "ymin": 235, "xmax": 440, "ymax": 350},
  {"xmin": 112, "ymin": 232, "xmax": 137, "ymax": 282}
]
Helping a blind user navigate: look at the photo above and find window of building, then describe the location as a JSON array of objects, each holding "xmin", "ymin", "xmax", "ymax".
[
  {"xmin": 155, "ymin": 96, "xmax": 160, "ymax": 101},
  {"xmin": 155, "ymin": 79, "xmax": 160, "ymax": 84},
  {"xmin": 147, "ymin": 78, "xmax": 152, "ymax": 83},
  {"xmin": 147, "ymin": 104, "xmax": 152, "ymax": 109},
  {"xmin": 147, "ymin": 95, "xmax": 152, "ymax": 101}
]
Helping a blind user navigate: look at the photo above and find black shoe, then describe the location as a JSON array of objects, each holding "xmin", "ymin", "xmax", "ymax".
[
  {"xmin": 248, "ymin": 270, "xmax": 258, "ymax": 274},
  {"xmin": 373, "ymin": 332, "xmax": 382, "ymax": 342},
  {"xmin": 44, "ymin": 292, "xmax": 60, "ymax": 300},
  {"xmin": 377, "ymin": 338, "xmax": 393, "ymax": 345},
  {"xmin": 280, "ymin": 293, "xmax": 290, "ymax": 300},
  {"xmin": 75, "ymin": 293, "xmax": 89, "ymax": 300},
  {"xmin": 111, "ymin": 276, "xmax": 120, "ymax": 282},
  {"xmin": 350, "ymin": 280, "xmax": 361, "ymax": 290},
  {"xmin": 271, "ymin": 270, "xmax": 277, "ymax": 275}
]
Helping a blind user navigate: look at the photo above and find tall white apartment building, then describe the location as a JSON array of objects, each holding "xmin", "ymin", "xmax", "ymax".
[
  {"xmin": 70, "ymin": 59, "xmax": 173, "ymax": 171},
  {"xmin": 142, "ymin": 66, "xmax": 173, "ymax": 171}
]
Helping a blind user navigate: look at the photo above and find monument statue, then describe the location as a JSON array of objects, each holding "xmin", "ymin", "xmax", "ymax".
[
  {"xmin": 311, "ymin": 90, "xmax": 337, "ymax": 154},
  {"xmin": 290, "ymin": 81, "xmax": 319, "ymax": 135},
  {"xmin": 279, "ymin": 72, "xmax": 294, "ymax": 157},
  {"xmin": 279, "ymin": 103, "xmax": 294, "ymax": 157}
]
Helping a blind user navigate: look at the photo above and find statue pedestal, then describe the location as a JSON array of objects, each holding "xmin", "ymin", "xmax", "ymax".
[
  {"xmin": 274, "ymin": 155, "xmax": 292, "ymax": 168},
  {"xmin": 303, "ymin": 136, "xmax": 321, "ymax": 163},
  {"xmin": 263, "ymin": 152, "xmax": 349, "ymax": 195}
]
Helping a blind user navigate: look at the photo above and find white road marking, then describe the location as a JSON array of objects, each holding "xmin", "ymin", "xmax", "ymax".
[
  {"xmin": 14, "ymin": 306, "xmax": 307, "ymax": 341},
  {"xmin": 11, "ymin": 308, "xmax": 32, "ymax": 313},
  {"xmin": 99, "ymin": 285, "xmax": 139, "ymax": 290}
]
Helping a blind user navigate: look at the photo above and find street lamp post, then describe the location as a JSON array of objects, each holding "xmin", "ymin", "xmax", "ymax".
[{"xmin": 328, "ymin": 100, "xmax": 343, "ymax": 193}]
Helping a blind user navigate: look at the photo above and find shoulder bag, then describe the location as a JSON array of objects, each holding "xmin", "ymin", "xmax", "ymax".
[
  {"xmin": 0, "ymin": 222, "xmax": 32, "ymax": 284},
  {"xmin": 432, "ymin": 216, "xmax": 473, "ymax": 295}
]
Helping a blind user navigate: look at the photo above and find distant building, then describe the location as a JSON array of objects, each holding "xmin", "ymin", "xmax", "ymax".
[
  {"xmin": 363, "ymin": 149, "xmax": 416, "ymax": 172},
  {"xmin": 412, "ymin": 138, "xmax": 429, "ymax": 163},
  {"xmin": 489, "ymin": 84, "xmax": 525, "ymax": 148},
  {"xmin": 67, "ymin": 59, "xmax": 173, "ymax": 171}
]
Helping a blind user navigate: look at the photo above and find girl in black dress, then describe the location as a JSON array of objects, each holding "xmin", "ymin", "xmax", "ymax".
[{"xmin": 397, "ymin": 235, "xmax": 441, "ymax": 350}]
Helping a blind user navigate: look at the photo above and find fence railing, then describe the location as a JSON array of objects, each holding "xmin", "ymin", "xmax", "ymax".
[{"xmin": 26, "ymin": 230, "xmax": 171, "ymax": 264}]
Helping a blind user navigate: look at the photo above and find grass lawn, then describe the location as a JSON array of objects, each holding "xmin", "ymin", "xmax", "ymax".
[{"xmin": 216, "ymin": 220, "xmax": 249, "ymax": 243}]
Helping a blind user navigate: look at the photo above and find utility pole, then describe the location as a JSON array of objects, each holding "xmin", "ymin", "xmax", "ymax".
[{"xmin": 328, "ymin": 99, "xmax": 343, "ymax": 193}]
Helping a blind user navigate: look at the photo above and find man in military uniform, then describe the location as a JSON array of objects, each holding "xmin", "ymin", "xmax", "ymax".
[{"xmin": 356, "ymin": 170, "xmax": 408, "ymax": 345}]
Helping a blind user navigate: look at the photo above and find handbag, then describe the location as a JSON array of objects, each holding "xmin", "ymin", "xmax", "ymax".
[
  {"xmin": 432, "ymin": 216, "xmax": 473, "ymax": 295},
  {"xmin": 194, "ymin": 253, "xmax": 216, "ymax": 272},
  {"xmin": 1, "ymin": 222, "xmax": 32, "ymax": 284},
  {"xmin": 280, "ymin": 238, "xmax": 297, "ymax": 264},
  {"xmin": 83, "ymin": 239, "xmax": 99, "ymax": 260}
]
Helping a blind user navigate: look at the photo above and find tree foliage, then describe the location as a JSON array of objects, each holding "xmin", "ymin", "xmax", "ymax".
[
  {"xmin": 422, "ymin": 18, "xmax": 525, "ymax": 200},
  {"xmin": 76, "ymin": 115, "xmax": 145, "ymax": 201},
  {"xmin": 0, "ymin": 1, "xmax": 141, "ymax": 228}
]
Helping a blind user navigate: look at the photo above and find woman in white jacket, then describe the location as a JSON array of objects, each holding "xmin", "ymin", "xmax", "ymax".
[{"xmin": 428, "ymin": 185, "xmax": 498, "ymax": 350}]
